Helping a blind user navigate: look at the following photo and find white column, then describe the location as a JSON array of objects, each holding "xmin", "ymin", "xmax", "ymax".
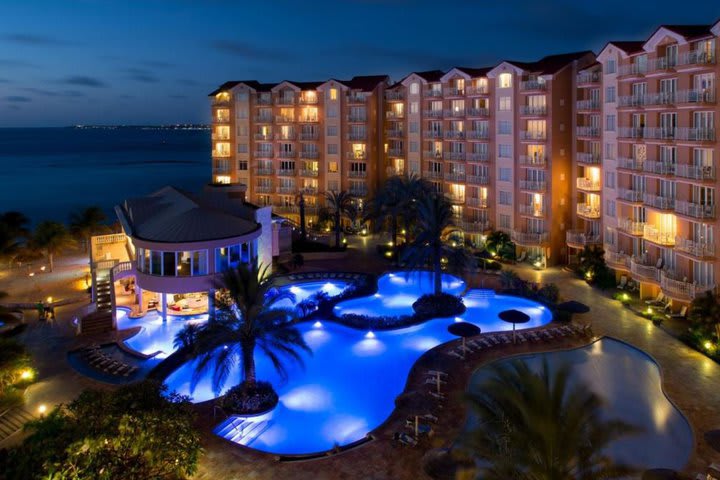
[{"xmin": 160, "ymin": 294, "xmax": 167, "ymax": 321}]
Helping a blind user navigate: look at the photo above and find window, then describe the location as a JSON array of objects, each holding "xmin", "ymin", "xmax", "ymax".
[
  {"xmin": 605, "ymin": 200, "xmax": 616, "ymax": 217},
  {"xmin": 499, "ymin": 214, "xmax": 510, "ymax": 229},
  {"xmin": 498, "ymin": 120, "xmax": 511, "ymax": 135},
  {"xmin": 605, "ymin": 86, "xmax": 615, "ymax": 103},
  {"xmin": 409, "ymin": 121, "xmax": 419, "ymax": 133},
  {"xmin": 606, "ymin": 59, "xmax": 616, "ymax": 74},
  {"xmin": 498, "ymin": 144, "xmax": 512, "ymax": 158},
  {"xmin": 498, "ymin": 96, "xmax": 511, "ymax": 111},
  {"xmin": 409, "ymin": 141, "xmax": 419, "ymax": 152},
  {"xmin": 327, "ymin": 125, "xmax": 338, "ymax": 136},
  {"xmin": 410, "ymin": 101, "xmax": 419, "ymax": 114},
  {"xmin": 327, "ymin": 105, "xmax": 338, "ymax": 118},
  {"xmin": 605, "ymin": 171, "xmax": 615, "ymax": 188},
  {"xmin": 605, "ymin": 115, "xmax": 616, "ymax": 132},
  {"xmin": 327, "ymin": 144, "xmax": 338, "ymax": 155},
  {"xmin": 498, "ymin": 167, "xmax": 511, "ymax": 182},
  {"xmin": 237, "ymin": 143, "xmax": 248, "ymax": 153},
  {"xmin": 410, "ymin": 82, "xmax": 419, "ymax": 94},
  {"xmin": 329, "ymin": 88, "xmax": 338, "ymax": 100},
  {"xmin": 328, "ymin": 162, "xmax": 338, "ymax": 173},
  {"xmin": 498, "ymin": 73, "xmax": 512, "ymax": 88},
  {"xmin": 238, "ymin": 160, "xmax": 248, "ymax": 171},
  {"xmin": 604, "ymin": 142, "xmax": 616, "ymax": 160},
  {"xmin": 499, "ymin": 191, "xmax": 512, "ymax": 205}
]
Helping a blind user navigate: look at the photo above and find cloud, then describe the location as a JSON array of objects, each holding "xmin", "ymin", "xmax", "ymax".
[
  {"xmin": 4, "ymin": 96, "xmax": 32, "ymax": 103},
  {"xmin": 210, "ymin": 40, "xmax": 290, "ymax": 60},
  {"xmin": 122, "ymin": 67, "xmax": 159, "ymax": 83},
  {"xmin": 1, "ymin": 33, "xmax": 75, "ymax": 46},
  {"xmin": 59, "ymin": 76, "xmax": 107, "ymax": 88},
  {"xmin": 20, "ymin": 87, "xmax": 85, "ymax": 97}
]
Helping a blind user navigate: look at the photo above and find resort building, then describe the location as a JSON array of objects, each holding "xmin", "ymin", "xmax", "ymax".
[
  {"xmin": 89, "ymin": 184, "xmax": 283, "ymax": 328},
  {"xmin": 597, "ymin": 22, "xmax": 720, "ymax": 305}
]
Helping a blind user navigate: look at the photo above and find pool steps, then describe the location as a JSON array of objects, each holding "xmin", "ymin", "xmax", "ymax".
[
  {"xmin": 215, "ymin": 416, "xmax": 273, "ymax": 447},
  {"xmin": 464, "ymin": 289, "xmax": 495, "ymax": 300}
]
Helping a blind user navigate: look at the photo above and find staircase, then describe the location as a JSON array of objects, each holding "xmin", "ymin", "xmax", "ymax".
[
  {"xmin": 0, "ymin": 407, "xmax": 35, "ymax": 443},
  {"xmin": 95, "ymin": 272, "xmax": 112, "ymax": 313},
  {"xmin": 214, "ymin": 416, "xmax": 273, "ymax": 447},
  {"xmin": 79, "ymin": 311, "xmax": 113, "ymax": 335}
]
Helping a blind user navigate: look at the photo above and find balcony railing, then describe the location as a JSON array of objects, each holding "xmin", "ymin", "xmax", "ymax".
[
  {"xmin": 277, "ymin": 169, "xmax": 296, "ymax": 176},
  {"xmin": 443, "ymin": 152, "xmax": 466, "ymax": 161},
  {"xmin": 576, "ymin": 178, "xmax": 601, "ymax": 191},
  {"xmin": 519, "ymin": 155, "xmax": 547, "ymax": 167},
  {"xmin": 643, "ymin": 193, "xmax": 675, "ymax": 210},
  {"xmin": 576, "ymin": 71, "xmax": 601, "ymax": 85},
  {"xmin": 278, "ymin": 151, "xmax": 296, "ymax": 158},
  {"xmin": 444, "ymin": 130, "xmax": 465, "ymax": 139},
  {"xmin": 253, "ymin": 150, "xmax": 273, "ymax": 158},
  {"xmin": 643, "ymin": 225, "xmax": 675, "ymax": 246},
  {"xmin": 458, "ymin": 219, "xmax": 491, "ymax": 233},
  {"xmin": 511, "ymin": 230, "xmax": 549, "ymax": 245},
  {"xmin": 299, "ymin": 169, "xmax": 319, "ymax": 177},
  {"xmin": 675, "ymin": 237, "xmax": 715, "ymax": 258},
  {"xmin": 617, "ymin": 188, "xmax": 644, "ymax": 203},
  {"xmin": 466, "ymin": 85, "xmax": 489, "ymax": 95},
  {"xmin": 467, "ymin": 130, "xmax": 490, "ymax": 140},
  {"xmin": 385, "ymin": 90, "xmax": 404, "ymax": 101},
  {"xmin": 576, "ymin": 204, "xmax": 601, "ymax": 218},
  {"xmin": 424, "ymin": 130, "xmax": 444, "ymax": 139},
  {"xmin": 299, "ymin": 95, "xmax": 318, "ymax": 105},
  {"xmin": 576, "ymin": 126, "xmax": 600, "ymax": 138},
  {"xmin": 520, "ymin": 130, "xmax": 547, "ymax": 141},
  {"xmin": 661, "ymin": 271, "xmax": 714, "ymax": 301},
  {"xmin": 678, "ymin": 50, "xmax": 716, "ymax": 67},
  {"xmin": 676, "ymin": 127, "xmax": 715, "ymax": 142},
  {"xmin": 276, "ymin": 133, "xmax": 296, "ymax": 140},
  {"xmin": 630, "ymin": 257, "xmax": 661, "ymax": 282},
  {"xmin": 617, "ymin": 127, "xmax": 644, "ymax": 139},
  {"xmin": 520, "ymin": 105, "xmax": 547, "ymax": 116},
  {"xmin": 275, "ymin": 115, "xmax": 294, "ymax": 123},
  {"xmin": 675, "ymin": 164, "xmax": 715, "ymax": 181},
  {"xmin": 643, "ymin": 160, "xmax": 675, "ymax": 176},
  {"xmin": 617, "ymin": 157, "xmax": 644, "ymax": 171},
  {"xmin": 444, "ymin": 109, "xmax": 465, "ymax": 117},
  {"xmin": 423, "ymin": 109, "xmax": 443, "ymax": 118},
  {"xmin": 299, "ymin": 151, "xmax": 319, "ymax": 159},
  {"xmin": 253, "ymin": 115, "xmax": 273, "ymax": 123},
  {"xmin": 347, "ymin": 132, "xmax": 367, "ymax": 141},
  {"xmin": 255, "ymin": 185, "xmax": 272, "ymax": 193},
  {"xmin": 618, "ymin": 218, "xmax": 645, "ymax": 235},
  {"xmin": 519, "ymin": 180, "xmax": 547, "ymax": 191},
  {"xmin": 423, "ymin": 170, "xmax": 443, "ymax": 180},
  {"xmin": 566, "ymin": 230, "xmax": 601, "ymax": 246},
  {"xmin": 388, "ymin": 148, "xmax": 404, "ymax": 157},
  {"xmin": 276, "ymin": 96, "xmax": 295, "ymax": 106},
  {"xmin": 468, "ymin": 152, "xmax": 489, "ymax": 162},
  {"xmin": 256, "ymin": 96, "xmax": 272, "ymax": 105},
  {"xmin": 347, "ymin": 152, "xmax": 367, "ymax": 160},
  {"xmin": 519, "ymin": 204, "xmax": 545, "ymax": 217},
  {"xmin": 254, "ymin": 133, "xmax": 272, "ymax": 141},
  {"xmin": 444, "ymin": 171, "xmax": 466, "ymax": 182},
  {"xmin": 675, "ymin": 200, "xmax": 716, "ymax": 219},
  {"xmin": 576, "ymin": 100, "xmax": 600, "ymax": 111},
  {"xmin": 348, "ymin": 114, "xmax": 368, "ymax": 122},
  {"xmin": 618, "ymin": 63, "xmax": 647, "ymax": 76},
  {"xmin": 445, "ymin": 193, "xmax": 465, "ymax": 204},
  {"xmin": 276, "ymin": 186, "xmax": 296, "ymax": 194},
  {"xmin": 298, "ymin": 116, "xmax": 319, "ymax": 123},
  {"xmin": 385, "ymin": 111, "xmax": 404, "ymax": 120},
  {"xmin": 215, "ymin": 116, "xmax": 231, "ymax": 123},
  {"xmin": 466, "ymin": 108, "xmax": 490, "ymax": 117},
  {"xmin": 348, "ymin": 94, "xmax": 366, "ymax": 104},
  {"xmin": 466, "ymin": 197, "xmax": 488, "ymax": 208},
  {"xmin": 605, "ymin": 249, "xmax": 631, "ymax": 269},
  {"xmin": 349, "ymin": 171, "xmax": 368, "ymax": 178},
  {"xmin": 577, "ymin": 152, "xmax": 601, "ymax": 165},
  {"xmin": 425, "ymin": 88, "xmax": 443, "ymax": 98},
  {"xmin": 299, "ymin": 132, "xmax": 319, "ymax": 141},
  {"xmin": 212, "ymin": 133, "xmax": 231, "ymax": 141},
  {"xmin": 467, "ymin": 175, "xmax": 489, "ymax": 185},
  {"xmin": 254, "ymin": 167, "xmax": 274, "ymax": 175},
  {"xmin": 349, "ymin": 187, "xmax": 369, "ymax": 197},
  {"xmin": 520, "ymin": 80, "xmax": 547, "ymax": 91},
  {"xmin": 386, "ymin": 129, "xmax": 404, "ymax": 138},
  {"xmin": 443, "ymin": 87, "xmax": 465, "ymax": 97}
]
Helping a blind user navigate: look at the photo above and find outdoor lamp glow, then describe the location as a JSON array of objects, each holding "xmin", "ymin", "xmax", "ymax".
[{"xmin": 38, "ymin": 404, "xmax": 47, "ymax": 415}]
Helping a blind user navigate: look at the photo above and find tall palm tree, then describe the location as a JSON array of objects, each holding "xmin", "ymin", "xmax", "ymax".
[
  {"xmin": 180, "ymin": 262, "xmax": 311, "ymax": 395},
  {"xmin": 294, "ymin": 192, "xmax": 307, "ymax": 242},
  {"xmin": 325, "ymin": 190, "xmax": 353, "ymax": 248},
  {"xmin": 69, "ymin": 206, "xmax": 110, "ymax": 253},
  {"xmin": 31, "ymin": 221, "xmax": 77, "ymax": 272},
  {"xmin": 365, "ymin": 176, "xmax": 406, "ymax": 247},
  {"xmin": 459, "ymin": 360, "xmax": 638, "ymax": 480},
  {"xmin": 689, "ymin": 291, "xmax": 720, "ymax": 339},
  {"xmin": 400, "ymin": 193, "xmax": 468, "ymax": 295},
  {"xmin": 485, "ymin": 230, "xmax": 515, "ymax": 260}
]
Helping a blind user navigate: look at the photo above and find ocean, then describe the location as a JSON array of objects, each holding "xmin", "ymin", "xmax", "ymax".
[{"xmin": 0, "ymin": 127, "xmax": 210, "ymax": 224}]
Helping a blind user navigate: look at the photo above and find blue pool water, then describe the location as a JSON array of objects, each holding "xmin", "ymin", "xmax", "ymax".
[
  {"xmin": 116, "ymin": 280, "xmax": 350, "ymax": 358},
  {"xmin": 467, "ymin": 338, "xmax": 693, "ymax": 471},
  {"xmin": 164, "ymin": 271, "xmax": 553, "ymax": 455}
]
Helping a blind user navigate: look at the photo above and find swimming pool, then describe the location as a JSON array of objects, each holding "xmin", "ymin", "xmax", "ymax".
[
  {"xmin": 466, "ymin": 338, "xmax": 692, "ymax": 471},
  {"xmin": 164, "ymin": 271, "xmax": 553, "ymax": 455},
  {"xmin": 116, "ymin": 280, "xmax": 350, "ymax": 358}
]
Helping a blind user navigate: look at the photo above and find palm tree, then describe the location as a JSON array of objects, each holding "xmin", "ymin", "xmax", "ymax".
[
  {"xmin": 31, "ymin": 221, "xmax": 77, "ymax": 272},
  {"xmin": 69, "ymin": 206, "xmax": 110, "ymax": 253},
  {"xmin": 485, "ymin": 230, "xmax": 515, "ymax": 260},
  {"xmin": 325, "ymin": 190, "xmax": 353, "ymax": 248},
  {"xmin": 459, "ymin": 360, "xmax": 638, "ymax": 480},
  {"xmin": 400, "ymin": 193, "xmax": 469, "ymax": 295},
  {"xmin": 689, "ymin": 291, "xmax": 720, "ymax": 339},
  {"xmin": 499, "ymin": 269, "xmax": 522, "ymax": 291},
  {"xmin": 577, "ymin": 245, "xmax": 607, "ymax": 280},
  {"xmin": 366, "ymin": 176, "xmax": 406, "ymax": 248},
  {"xmin": 181, "ymin": 262, "xmax": 311, "ymax": 395},
  {"xmin": 0, "ymin": 211, "xmax": 30, "ymax": 267},
  {"xmin": 294, "ymin": 192, "xmax": 307, "ymax": 242}
]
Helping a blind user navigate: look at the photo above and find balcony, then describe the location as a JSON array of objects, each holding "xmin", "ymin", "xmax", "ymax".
[
  {"xmin": 278, "ymin": 151, "xmax": 296, "ymax": 158},
  {"xmin": 276, "ymin": 133, "xmax": 296, "ymax": 141},
  {"xmin": 348, "ymin": 94, "xmax": 366, "ymax": 104},
  {"xmin": 576, "ymin": 178, "xmax": 601, "ymax": 191},
  {"xmin": 386, "ymin": 129, "xmax": 404, "ymax": 138},
  {"xmin": 458, "ymin": 219, "xmax": 491, "ymax": 233},
  {"xmin": 520, "ymin": 105, "xmax": 547, "ymax": 116},
  {"xmin": 443, "ymin": 152, "xmax": 466, "ymax": 161},
  {"xmin": 298, "ymin": 116, "xmax": 319, "ymax": 123},
  {"xmin": 576, "ymin": 71, "xmax": 601, "ymax": 85},
  {"xmin": 643, "ymin": 160, "xmax": 675, "ymax": 176},
  {"xmin": 299, "ymin": 169, "xmax": 319, "ymax": 178},
  {"xmin": 444, "ymin": 171, "xmax": 466, "ymax": 182},
  {"xmin": 299, "ymin": 95, "xmax": 318, "ymax": 105},
  {"xmin": 423, "ymin": 170, "xmax": 443, "ymax": 180},
  {"xmin": 519, "ymin": 180, "xmax": 547, "ymax": 192},
  {"xmin": 618, "ymin": 219, "xmax": 645, "ymax": 237},
  {"xmin": 425, "ymin": 88, "xmax": 443, "ymax": 98},
  {"xmin": 675, "ymin": 164, "xmax": 715, "ymax": 181},
  {"xmin": 347, "ymin": 132, "xmax": 367, "ymax": 141},
  {"xmin": 388, "ymin": 148, "xmax": 404, "ymax": 157},
  {"xmin": 276, "ymin": 96, "xmax": 295, "ymax": 106},
  {"xmin": 467, "ymin": 130, "xmax": 490, "ymax": 140},
  {"xmin": 255, "ymin": 185, "xmax": 272, "ymax": 193},
  {"xmin": 254, "ymin": 133, "xmax": 272, "ymax": 141},
  {"xmin": 277, "ymin": 169, "xmax": 296, "ymax": 176},
  {"xmin": 275, "ymin": 115, "xmax": 294, "ymax": 123},
  {"xmin": 520, "ymin": 130, "xmax": 547, "ymax": 141},
  {"xmin": 299, "ymin": 132, "xmax": 319, "ymax": 141},
  {"xmin": 466, "ymin": 85, "xmax": 489, "ymax": 95},
  {"xmin": 467, "ymin": 175, "xmax": 490, "ymax": 185},
  {"xmin": 677, "ymin": 89, "xmax": 717, "ymax": 105},
  {"xmin": 443, "ymin": 109, "xmax": 465, "ymax": 118},
  {"xmin": 618, "ymin": 63, "xmax": 647, "ymax": 76},
  {"xmin": 254, "ymin": 167, "xmax": 274, "ymax": 176},
  {"xmin": 630, "ymin": 257, "xmax": 661, "ymax": 283},
  {"xmin": 617, "ymin": 157, "xmax": 644, "ymax": 171},
  {"xmin": 577, "ymin": 153, "xmax": 601, "ymax": 165},
  {"xmin": 347, "ymin": 152, "xmax": 367, "ymax": 160},
  {"xmin": 299, "ymin": 151, "xmax": 319, "ymax": 159},
  {"xmin": 519, "ymin": 155, "xmax": 546, "ymax": 167},
  {"xmin": 349, "ymin": 171, "xmax": 367, "ymax": 179},
  {"xmin": 678, "ymin": 50, "xmax": 716, "ymax": 68},
  {"xmin": 576, "ymin": 204, "xmax": 601, "ymax": 219},
  {"xmin": 256, "ymin": 96, "xmax": 272, "ymax": 105},
  {"xmin": 511, "ymin": 230, "xmax": 549, "ymax": 245},
  {"xmin": 348, "ymin": 114, "xmax": 368, "ymax": 123},
  {"xmin": 253, "ymin": 115, "xmax": 273, "ymax": 124},
  {"xmin": 675, "ymin": 237, "xmax": 715, "ymax": 258},
  {"xmin": 385, "ymin": 111, "xmax": 404, "ymax": 120},
  {"xmin": 443, "ymin": 87, "xmax": 465, "ymax": 97},
  {"xmin": 466, "ymin": 108, "xmax": 490, "ymax": 117},
  {"xmin": 566, "ymin": 230, "xmax": 601, "ymax": 247},
  {"xmin": 253, "ymin": 150, "xmax": 273, "ymax": 159},
  {"xmin": 642, "ymin": 193, "xmax": 675, "ymax": 210},
  {"xmin": 617, "ymin": 127, "xmax": 644, "ymax": 139},
  {"xmin": 661, "ymin": 271, "xmax": 715, "ymax": 301},
  {"xmin": 675, "ymin": 200, "xmax": 716, "ymax": 219},
  {"xmin": 212, "ymin": 150, "xmax": 231, "ymax": 158},
  {"xmin": 466, "ymin": 197, "xmax": 488, "ymax": 208},
  {"xmin": 676, "ymin": 127, "xmax": 715, "ymax": 142},
  {"xmin": 468, "ymin": 152, "xmax": 489, "ymax": 162},
  {"xmin": 605, "ymin": 249, "xmax": 631, "ymax": 270},
  {"xmin": 385, "ymin": 90, "xmax": 404, "ymax": 101},
  {"xmin": 617, "ymin": 188, "xmax": 644, "ymax": 203},
  {"xmin": 519, "ymin": 204, "xmax": 545, "ymax": 217},
  {"xmin": 618, "ymin": 95, "xmax": 645, "ymax": 108},
  {"xmin": 276, "ymin": 186, "xmax": 296, "ymax": 194},
  {"xmin": 215, "ymin": 116, "xmax": 231, "ymax": 124},
  {"xmin": 445, "ymin": 193, "xmax": 465, "ymax": 204},
  {"xmin": 423, "ymin": 109, "xmax": 444, "ymax": 118},
  {"xmin": 576, "ymin": 126, "xmax": 600, "ymax": 138},
  {"xmin": 349, "ymin": 187, "xmax": 369, "ymax": 197},
  {"xmin": 520, "ymin": 80, "xmax": 547, "ymax": 91},
  {"xmin": 643, "ymin": 225, "xmax": 675, "ymax": 246},
  {"xmin": 443, "ymin": 130, "xmax": 465, "ymax": 139},
  {"xmin": 576, "ymin": 100, "xmax": 600, "ymax": 111},
  {"xmin": 212, "ymin": 133, "xmax": 230, "ymax": 141},
  {"xmin": 424, "ymin": 130, "xmax": 444, "ymax": 139}
]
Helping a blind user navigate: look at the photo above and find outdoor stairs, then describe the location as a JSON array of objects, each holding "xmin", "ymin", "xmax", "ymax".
[
  {"xmin": 0, "ymin": 407, "xmax": 35, "ymax": 443},
  {"xmin": 95, "ymin": 276, "xmax": 112, "ymax": 313},
  {"xmin": 214, "ymin": 416, "xmax": 273, "ymax": 447},
  {"xmin": 464, "ymin": 289, "xmax": 495, "ymax": 301},
  {"xmin": 79, "ymin": 311, "xmax": 114, "ymax": 335}
]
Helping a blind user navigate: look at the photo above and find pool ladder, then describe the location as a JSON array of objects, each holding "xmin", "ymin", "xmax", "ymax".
[{"xmin": 214, "ymin": 416, "xmax": 273, "ymax": 447}]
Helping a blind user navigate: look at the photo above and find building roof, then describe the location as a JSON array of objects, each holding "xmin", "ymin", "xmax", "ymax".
[
  {"xmin": 506, "ymin": 51, "xmax": 594, "ymax": 75},
  {"xmin": 454, "ymin": 66, "xmax": 492, "ymax": 77},
  {"xmin": 605, "ymin": 41, "xmax": 646, "ymax": 55},
  {"xmin": 660, "ymin": 24, "xmax": 714, "ymax": 40},
  {"xmin": 208, "ymin": 80, "xmax": 275, "ymax": 96},
  {"xmin": 118, "ymin": 186, "xmax": 259, "ymax": 243},
  {"xmin": 400, "ymin": 69, "xmax": 445, "ymax": 83},
  {"xmin": 338, "ymin": 75, "xmax": 389, "ymax": 90},
  {"xmin": 282, "ymin": 80, "xmax": 325, "ymax": 90}
]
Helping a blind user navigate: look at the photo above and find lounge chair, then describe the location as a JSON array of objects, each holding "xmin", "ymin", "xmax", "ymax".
[
  {"xmin": 617, "ymin": 275, "xmax": 628, "ymax": 290},
  {"xmin": 426, "ymin": 370, "xmax": 447, "ymax": 378},
  {"xmin": 393, "ymin": 432, "xmax": 418, "ymax": 447},
  {"xmin": 670, "ymin": 305, "xmax": 688, "ymax": 319},
  {"xmin": 516, "ymin": 333, "xmax": 528, "ymax": 343},
  {"xmin": 123, "ymin": 366, "xmax": 139, "ymax": 377},
  {"xmin": 516, "ymin": 251, "xmax": 527, "ymax": 263},
  {"xmin": 448, "ymin": 350, "xmax": 463, "ymax": 359},
  {"xmin": 429, "ymin": 391, "xmax": 446, "ymax": 400},
  {"xmin": 645, "ymin": 292, "xmax": 665, "ymax": 306},
  {"xmin": 424, "ymin": 378, "xmax": 446, "ymax": 386},
  {"xmin": 529, "ymin": 331, "xmax": 543, "ymax": 342}
]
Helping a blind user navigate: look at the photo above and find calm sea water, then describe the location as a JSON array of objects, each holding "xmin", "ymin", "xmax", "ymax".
[{"xmin": 0, "ymin": 127, "xmax": 210, "ymax": 224}]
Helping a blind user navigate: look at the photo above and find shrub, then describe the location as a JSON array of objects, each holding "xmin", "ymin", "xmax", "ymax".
[
  {"xmin": 339, "ymin": 313, "xmax": 415, "ymax": 330},
  {"xmin": 413, "ymin": 293, "xmax": 466, "ymax": 319},
  {"xmin": 537, "ymin": 284, "xmax": 560, "ymax": 305},
  {"xmin": 220, "ymin": 381, "xmax": 278, "ymax": 415},
  {"xmin": 612, "ymin": 292, "xmax": 631, "ymax": 305},
  {"xmin": 652, "ymin": 315, "xmax": 664, "ymax": 326}
]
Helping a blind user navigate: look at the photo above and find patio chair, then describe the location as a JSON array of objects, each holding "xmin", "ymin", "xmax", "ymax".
[
  {"xmin": 447, "ymin": 350, "xmax": 463, "ymax": 359},
  {"xmin": 426, "ymin": 370, "xmax": 448, "ymax": 378},
  {"xmin": 393, "ymin": 432, "xmax": 418, "ymax": 447},
  {"xmin": 123, "ymin": 366, "xmax": 139, "ymax": 377},
  {"xmin": 529, "ymin": 331, "xmax": 543, "ymax": 342},
  {"xmin": 617, "ymin": 275, "xmax": 628, "ymax": 290},
  {"xmin": 645, "ymin": 292, "xmax": 665, "ymax": 306},
  {"xmin": 429, "ymin": 391, "xmax": 446, "ymax": 400},
  {"xmin": 670, "ymin": 305, "xmax": 688, "ymax": 319},
  {"xmin": 516, "ymin": 251, "xmax": 527, "ymax": 263},
  {"xmin": 424, "ymin": 378, "xmax": 447, "ymax": 386}
]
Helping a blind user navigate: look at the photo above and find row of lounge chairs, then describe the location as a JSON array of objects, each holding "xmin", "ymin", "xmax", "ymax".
[
  {"xmin": 394, "ymin": 370, "xmax": 446, "ymax": 447},
  {"xmin": 446, "ymin": 324, "xmax": 593, "ymax": 359},
  {"xmin": 287, "ymin": 272, "xmax": 362, "ymax": 281},
  {"xmin": 82, "ymin": 345, "xmax": 139, "ymax": 377},
  {"xmin": 644, "ymin": 292, "xmax": 689, "ymax": 319}
]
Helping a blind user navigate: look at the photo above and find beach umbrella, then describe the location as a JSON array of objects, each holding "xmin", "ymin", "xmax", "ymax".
[
  {"xmin": 641, "ymin": 469, "xmax": 680, "ymax": 480},
  {"xmin": 447, "ymin": 322, "xmax": 481, "ymax": 359},
  {"xmin": 498, "ymin": 309, "xmax": 530, "ymax": 344},
  {"xmin": 557, "ymin": 300, "xmax": 590, "ymax": 314}
]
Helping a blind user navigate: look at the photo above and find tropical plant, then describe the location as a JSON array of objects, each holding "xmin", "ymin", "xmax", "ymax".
[
  {"xmin": 0, "ymin": 211, "xmax": 30, "ymax": 267},
  {"xmin": 400, "ymin": 193, "xmax": 473, "ymax": 295},
  {"xmin": 577, "ymin": 246, "xmax": 606, "ymax": 279},
  {"xmin": 459, "ymin": 360, "xmax": 638, "ymax": 480},
  {"xmin": 499, "ymin": 269, "xmax": 522, "ymax": 291},
  {"xmin": 325, "ymin": 190, "xmax": 353, "ymax": 248},
  {"xmin": 689, "ymin": 291, "xmax": 720, "ymax": 339},
  {"xmin": 294, "ymin": 192, "xmax": 307, "ymax": 242},
  {"xmin": 485, "ymin": 230, "xmax": 515, "ymax": 260},
  {"xmin": 30, "ymin": 221, "xmax": 76, "ymax": 271},
  {"xmin": 0, "ymin": 381, "xmax": 201, "ymax": 480},
  {"xmin": 69, "ymin": 206, "xmax": 110, "ymax": 252},
  {"xmin": 365, "ymin": 176, "xmax": 406, "ymax": 248},
  {"xmin": 180, "ymin": 262, "xmax": 311, "ymax": 403}
]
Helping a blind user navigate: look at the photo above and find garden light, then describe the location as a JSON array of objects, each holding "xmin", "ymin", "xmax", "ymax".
[
  {"xmin": 20, "ymin": 369, "xmax": 33, "ymax": 380},
  {"xmin": 38, "ymin": 404, "xmax": 47, "ymax": 415}
]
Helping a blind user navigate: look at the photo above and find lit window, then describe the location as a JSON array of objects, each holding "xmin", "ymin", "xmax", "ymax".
[
  {"xmin": 215, "ymin": 175, "xmax": 231, "ymax": 184},
  {"xmin": 330, "ymin": 88, "xmax": 338, "ymax": 100},
  {"xmin": 410, "ymin": 83, "xmax": 419, "ymax": 94},
  {"xmin": 499, "ymin": 73, "xmax": 512, "ymax": 88},
  {"xmin": 328, "ymin": 162, "xmax": 338, "ymax": 173}
]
